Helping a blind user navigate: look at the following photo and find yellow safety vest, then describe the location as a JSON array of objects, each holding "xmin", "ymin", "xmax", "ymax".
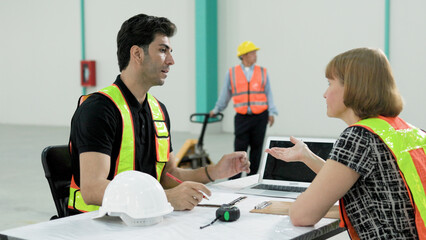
[
  {"xmin": 339, "ymin": 116, "xmax": 426, "ymax": 239},
  {"xmin": 68, "ymin": 84, "xmax": 170, "ymax": 213}
]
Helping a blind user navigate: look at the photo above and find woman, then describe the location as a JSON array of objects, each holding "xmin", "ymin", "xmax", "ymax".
[{"xmin": 266, "ymin": 48, "xmax": 425, "ymax": 239}]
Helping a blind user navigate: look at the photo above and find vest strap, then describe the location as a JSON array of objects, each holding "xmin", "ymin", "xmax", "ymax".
[
  {"xmin": 147, "ymin": 93, "xmax": 170, "ymax": 181},
  {"xmin": 338, "ymin": 199, "xmax": 360, "ymax": 239},
  {"xmin": 99, "ymin": 84, "xmax": 135, "ymax": 175},
  {"xmin": 352, "ymin": 116, "xmax": 426, "ymax": 238}
]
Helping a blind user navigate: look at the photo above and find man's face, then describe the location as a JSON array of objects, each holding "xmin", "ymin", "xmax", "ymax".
[
  {"xmin": 241, "ymin": 51, "xmax": 257, "ymax": 66},
  {"xmin": 141, "ymin": 34, "xmax": 175, "ymax": 86}
]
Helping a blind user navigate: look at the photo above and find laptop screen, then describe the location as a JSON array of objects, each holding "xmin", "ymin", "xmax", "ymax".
[{"xmin": 262, "ymin": 138, "xmax": 335, "ymax": 183}]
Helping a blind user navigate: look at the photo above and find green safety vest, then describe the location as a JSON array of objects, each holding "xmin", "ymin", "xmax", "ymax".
[
  {"xmin": 339, "ymin": 116, "xmax": 426, "ymax": 239},
  {"xmin": 68, "ymin": 84, "xmax": 170, "ymax": 213}
]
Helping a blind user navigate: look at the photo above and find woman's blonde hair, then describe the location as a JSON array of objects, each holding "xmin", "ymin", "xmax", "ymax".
[{"xmin": 325, "ymin": 48, "xmax": 403, "ymax": 119}]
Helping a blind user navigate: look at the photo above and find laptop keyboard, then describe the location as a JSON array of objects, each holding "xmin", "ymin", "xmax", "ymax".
[{"xmin": 253, "ymin": 184, "xmax": 306, "ymax": 193}]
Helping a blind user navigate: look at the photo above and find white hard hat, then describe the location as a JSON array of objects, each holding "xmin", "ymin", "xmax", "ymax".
[{"xmin": 93, "ymin": 170, "xmax": 173, "ymax": 226}]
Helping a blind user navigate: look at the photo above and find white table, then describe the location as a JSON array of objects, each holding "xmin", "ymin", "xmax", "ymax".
[{"xmin": 0, "ymin": 175, "xmax": 344, "ymax": 240}]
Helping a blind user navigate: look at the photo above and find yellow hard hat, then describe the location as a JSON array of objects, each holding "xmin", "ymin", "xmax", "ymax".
[{"xmin": 237, "ymin": 41, "xmax": 260, "ymax": 57}]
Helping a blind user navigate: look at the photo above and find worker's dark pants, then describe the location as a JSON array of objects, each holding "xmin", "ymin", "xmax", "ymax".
[{"xmin": 229, "ymin": 110, "xmax": 268, "ymax": 179}]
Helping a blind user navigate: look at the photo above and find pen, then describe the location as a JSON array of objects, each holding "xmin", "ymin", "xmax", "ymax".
[
  {"xmin": 228, "ymin": 196, "xmax": 247, "ymax": 205},
  {"xmin": 166, "ymin": 172, "xmax": 209, "ymax": 200},
  {"xmin": 254, "ymin": 201, "xmax": 272, "ymax": 209},
  {"xmin": 197, "ymin": 204, "xmax": 222, "ymax": 208},
  {"xmin": 166, "ymin": 172, "xmax": 183, "ymax": 183}
]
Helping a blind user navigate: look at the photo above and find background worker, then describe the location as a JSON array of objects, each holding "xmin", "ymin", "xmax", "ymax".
[
  {"xmin": 266, "ymin": 48, "xmax": 425, "ymax": 239},
  {"xmin": 68, "ymin": 13, "xmax": 250, "ymax": 215},
  {"xmin": 210, "ymin": 41, "xmax": 278, "ymax": 179}
]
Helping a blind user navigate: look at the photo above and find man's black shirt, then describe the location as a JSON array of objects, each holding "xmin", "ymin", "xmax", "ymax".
[{"xmin": 69, "ymin": 75, "xmax": 173, "ymax": 187}]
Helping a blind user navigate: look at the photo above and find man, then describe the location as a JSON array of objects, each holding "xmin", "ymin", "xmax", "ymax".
[
  {"xmin": 68, "ymin": 14, "xmax": 250, "ymax": 214},
  {"xmin": 210, "ymin": 41, "xmax": 278, "ymax": 179}
]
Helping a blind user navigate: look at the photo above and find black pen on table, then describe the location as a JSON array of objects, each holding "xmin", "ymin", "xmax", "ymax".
[{"xmin": 166, "ymin": 172, "xmax": 210, "ymax": 200}]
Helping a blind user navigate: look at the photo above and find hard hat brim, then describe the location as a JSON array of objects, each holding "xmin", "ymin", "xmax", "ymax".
[
  {"xmin": 237, "ymin": 47, "xmax": 260, "ymax": 57},
  {"xmin": 93, "ymin": 204, "xmax": 174, "ymax": 221}
]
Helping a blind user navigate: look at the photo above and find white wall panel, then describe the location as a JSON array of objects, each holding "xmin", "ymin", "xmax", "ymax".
[
  {"xmin": 1, "ymin": 0, "xmax": 425, "ymax": 137},
  {"xmin": 217, "ymin": 0, "xmax": 425, "ymax": 138},
  {"xmin": 0, "ymin": 0, "xmax": 195, "ymax": 132}
]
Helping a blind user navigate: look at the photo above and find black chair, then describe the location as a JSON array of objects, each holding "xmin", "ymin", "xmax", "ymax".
[{"xmin": 41, "ymin": 145, "xmax": 72, "ymax": 219}]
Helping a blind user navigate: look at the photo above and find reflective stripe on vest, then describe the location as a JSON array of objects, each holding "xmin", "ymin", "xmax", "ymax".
[
  {"xmin": 68, "ymin": 175, "xmax": 100, "ymax": 212},
  {"xmin": 147, "ymin": 93, "xmax": 170, "ymax": 181},
  {"xmin": 99, "ymin": 85, "xmax": 136, "ymax": 175},
  {"xmin": 68, "ymin": 85, "xmax": 170, "ymax": 212},
  {"xmin": 340, "ymin": 116, "xmax": 426, "ymax": 239},
  {"xmin": 230, "ymin": 65, "xmax": 268, "ymax": 114}
]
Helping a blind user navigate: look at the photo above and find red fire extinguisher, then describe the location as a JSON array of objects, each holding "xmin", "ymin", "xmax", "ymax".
[{"xmin": 80, "ymin": 60, "xmax": 96, "ymax": 86}]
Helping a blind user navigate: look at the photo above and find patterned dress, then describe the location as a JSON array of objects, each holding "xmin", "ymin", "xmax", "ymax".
[{"xmin": 329, "ymin": 126, "xmax": 418, "ymax": 239}]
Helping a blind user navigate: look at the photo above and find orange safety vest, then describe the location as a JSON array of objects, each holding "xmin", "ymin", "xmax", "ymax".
[
  {"xmin": 339, "ymin": 116, "xmax": 426, "ymax": 239},
  {"xmin": 230, "ymin": 65, "xmax": 268, "ymax": 114},
  {"xmin": 68, "ymin": 84, "xmax": 170, "ymax": 213}
]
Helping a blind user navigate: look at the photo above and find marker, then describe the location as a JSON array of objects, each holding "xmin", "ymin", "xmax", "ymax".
[{"xmin": 166, "ymin": 172, "xmax": 209, "ymax": 200}]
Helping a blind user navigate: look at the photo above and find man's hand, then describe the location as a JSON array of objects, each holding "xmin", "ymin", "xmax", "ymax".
[
  {"xmin": 209, "ymin": 151, "xmax": 250, "ymax": 180},
  {"xmin": 268, "ymin": 115, "xmax": 275, "ymax": 127},
  {"xmin": 164, "ymin": 181, "xmax": 211, "ymax": 211}
]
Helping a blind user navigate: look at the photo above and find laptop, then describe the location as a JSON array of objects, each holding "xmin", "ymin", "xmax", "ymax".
[{"xmin": 237, "ymin": 136, "xmax": 335, "ymax": 198}]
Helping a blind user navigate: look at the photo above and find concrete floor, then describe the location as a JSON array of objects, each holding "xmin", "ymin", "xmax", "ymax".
[{"xmin": 0, "ymin": 123, "xmax": 348, "ymax": 239}]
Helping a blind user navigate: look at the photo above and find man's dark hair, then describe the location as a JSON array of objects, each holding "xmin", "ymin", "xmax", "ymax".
[{"xmin": 117, "ymin": 14, "xmax": 176, "ymax": 71}]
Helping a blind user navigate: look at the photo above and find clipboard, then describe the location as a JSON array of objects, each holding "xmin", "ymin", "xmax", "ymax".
[{"xmin": 250, "ymin": 201, "xmax": 340, "ymax": 219}]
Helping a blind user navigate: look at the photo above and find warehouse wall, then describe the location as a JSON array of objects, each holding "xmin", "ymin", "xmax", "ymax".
[
  {"xmin": 217, "ymin": 0, "xmax": 426, "ymax": 138},
  {"xmin": 0, "ymin": 0, "xmax": 196, "ymax": 130},
  {"xmin": 1, "ymin": 0, "xmax": 425, "ymax": 139}
]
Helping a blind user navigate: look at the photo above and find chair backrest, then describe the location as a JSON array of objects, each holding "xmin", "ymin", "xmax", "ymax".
[{"xmin": 41, "ymin": 145, "xmax": 71, "ymax": 218}]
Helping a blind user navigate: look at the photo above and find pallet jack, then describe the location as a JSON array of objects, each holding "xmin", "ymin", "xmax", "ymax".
[{"xmin": 175, "ymin": 113, "xmax": 224, "ymax": 169}]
